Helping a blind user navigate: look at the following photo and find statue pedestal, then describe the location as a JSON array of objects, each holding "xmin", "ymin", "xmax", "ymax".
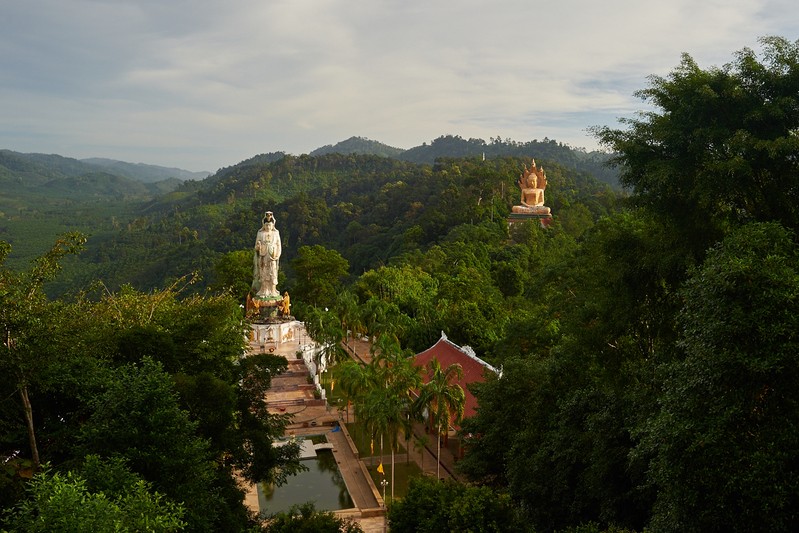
[
  {"xmin": 246, "ymin": 294, "xmax": 283, "ymax": 320},
  {"xmin": 508, "ymin": 211, "xmax": 553, "ymax": 228},
  {"xmin": 253, "ymin": 295, "xmax": 281, "ymax": 304},
  {"xmin": 250, "ymin": 319, "xmax": 300, "ymax": 348}
]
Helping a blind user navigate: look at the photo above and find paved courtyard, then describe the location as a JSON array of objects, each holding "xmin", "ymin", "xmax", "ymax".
[
  {"xmin": 244, "ymin": 323, "xmax": 385, "ymax": 532},
  {"xmin": 243, "ymin": 323, "xmax": 464, "ymax": 532}
]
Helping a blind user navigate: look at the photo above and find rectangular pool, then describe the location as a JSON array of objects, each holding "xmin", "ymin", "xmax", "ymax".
[{"xmin": 258, "ymin": 446, "xmax": 354, "ymax": 516}]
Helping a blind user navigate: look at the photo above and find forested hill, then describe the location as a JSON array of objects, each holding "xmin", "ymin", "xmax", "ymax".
[
  {"xmin": 310, "ymin": 137, "xmax": 405, "ymax": 158},
  {"xmin": 81, "ymin": 158, "xmax": 211, "ymax": 183},
  {"xmin": 397, "ymin": 135, "xmax": 618, "ymax": 188},
  {"xmin": 0, "ymin": 150, "xmax": 205, "ymax": 275},
  {"xmin": 307, "ymin": 135, "xmax": 619, "ymax": 189},
  {"xmin": 0, "ymin": 149, "xmax": 194, "ymax": 197},
  {"xmin": 62, "ymin": 152, "xmax": 618, "ymax": 296}
]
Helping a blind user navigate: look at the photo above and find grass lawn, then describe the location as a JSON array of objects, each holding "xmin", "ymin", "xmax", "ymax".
[
  {"xmin": 345, "ymin": 421, "xmax": 407, "ymax": 457},
  {"xmin": 367, "ymin": 460, "xmax": 423, "ymax": 503}
]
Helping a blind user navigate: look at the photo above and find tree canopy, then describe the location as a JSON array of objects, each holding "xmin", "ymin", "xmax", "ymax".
[{"xmin": 595, "ymin": 36, "xmax": 799, "ymax": 257}]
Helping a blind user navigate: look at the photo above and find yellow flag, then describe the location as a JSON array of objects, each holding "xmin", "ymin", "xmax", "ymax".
[
  {"xmin": 331, "ymin": 380, "xmax": 335, "ymax": 392},
  {"xmin": 377, "ymin": 462, "xmax": 384, "ymax": 475},
  {"xmin": 370, "ymin": 439, "xmax": 374, "ymax": 455}
]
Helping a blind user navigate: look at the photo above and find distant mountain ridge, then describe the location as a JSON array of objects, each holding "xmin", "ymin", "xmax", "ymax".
[
  {"xmin": 0, "ymin": 149, "xmax": 206, "ymax": 199},
  {"xmin": 2, "ymin": 133, "xmax": 620, "ymax": 195},
  {"xmin": 311, "ymin": 136, "xmax": 405, "ymax": 158},
  {"xmin": 81, "ymin": 158, "xmax": 210, "ymax": 183},
  {"xmin": 306, "ymin": 135, "xmax": 619, "ymax": 189}
]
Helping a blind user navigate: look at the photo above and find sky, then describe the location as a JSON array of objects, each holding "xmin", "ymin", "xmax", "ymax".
[{"xmin": 1, "ymin": 0, "xmax": 797, "ymax": 172}]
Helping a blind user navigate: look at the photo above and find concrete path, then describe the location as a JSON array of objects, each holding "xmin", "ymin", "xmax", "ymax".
[
  {"xmin": 327, "ymin": 428, "xmax": 380, "ymax": 509},
  {"xmin": 244, "ymin": 323, "xmax": 386, "ymax": 532}
]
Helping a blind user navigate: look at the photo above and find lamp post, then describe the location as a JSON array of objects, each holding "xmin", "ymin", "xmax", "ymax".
[
  {"xmin": 380, "ymin": 479, "xmax": 388, "ymax": 533},
  {"xmin": 381, "ymin": 478, "xmax": 389, "ymax": 532}
]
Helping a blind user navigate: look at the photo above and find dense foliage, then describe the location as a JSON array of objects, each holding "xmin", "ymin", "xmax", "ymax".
[
  {"xmin": 1, "ymin": 247, "xmax": 302, "ymax": 530},
  {"xmin": 262, "ymin": 503, "xmax": 363, "ymax": 533},
  {"xmin": 4, "ymin": 459, "xmax": 186, "ymax": 533},
  {"xmin": 455, "ymin": 35, "xmax": 799, "ymax": 532},
  {"xmin": 3, "ymin": 144, "xmax": 614, "ymax": 297},
  {"xmin": 593, "ymin": 35, "xmax": 799, "ymax": 260},
  {"xmin": 388, "ymin": 476, "xmax": 524, "ymax": 533}
]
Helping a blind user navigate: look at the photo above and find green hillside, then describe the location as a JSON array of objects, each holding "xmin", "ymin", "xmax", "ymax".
[
  {"xmin": 0, "ymin": 150, "xmax": 195, "ymax": 273},
  {"xmin": 1, "ymin": 138, "xmax": 620, "ymax": 295},
  {"xmin": 81, "ymin": 157, "xmax": 211, "ymax": 182},
  {"xmin": 60, "ymin": 152, "xmax": 617, "ymax": 296}
]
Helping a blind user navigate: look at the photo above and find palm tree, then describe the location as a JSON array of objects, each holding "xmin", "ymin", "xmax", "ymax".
[
  {"xmin": 350, "ymin": 340, "xmax": 421, "ymax": 500},
  {"xmin": 332, "ymin": 359, "xmax": 370, "ymax": 425},
  {"xmin": 303, "ymin": 306, "xmax": 345, "ymax": 383},
  {"xmin": 415, "ymin": 359, "xmax": 466, "ymax": 479},
  {"xmin": 359, "ymin": 385, "xmax": 404, "ymax": 501},
  {"xmin": 382, "ymin": 352, "xmax": 421, "ymax": 499},
  {"xmin": 362, "ymin": 298, "xmax": 407, "ymax": 349},
  {"xmin": 335, "ymin": 290, "xmax": 364, "ymax": 347}
]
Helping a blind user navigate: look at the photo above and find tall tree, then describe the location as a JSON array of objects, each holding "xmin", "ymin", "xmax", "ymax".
[
  {"xmin": 594, "ymin": 36, "xmax": 799, "ymax": 257},
  {"xmin": 210, "ymin": 249, "xmax": 252, "ymax": 299},
  {"xmin": 335, "ymin": 289, "xmax": 365, "ymax": 347},
  {"xmin": 639, "ymin": 222, "xmax": 799, "ymax": 531},
  {"xmin": 416, "ymin": 360, "xmax": 465, "ymax": 479},
  {"xmin": 360, "ymin": 297, "xmax": 407, "ymax": 347},
  {"xmin": 0, "ymin": 233, "xmax": 85, "ymax": 470},
  {"xmin": 371, "ymin": 342, "xmax": 421, "ymax": 499},
  {"xmin": 303, "ymin": 305, "xmax": 346, "ymax": 381},
  {"xmin": 290, "ymin": 245, "xmax": 349, "ymax": 310},
  {"xmin": 336, "ymin": 338, "xmax": 421, "ymax": 500},
  {"xmin": 76, "ymin": 358, "xmax": 221, "ymax": 532}
]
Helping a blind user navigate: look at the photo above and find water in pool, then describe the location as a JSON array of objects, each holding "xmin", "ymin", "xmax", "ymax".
[{"xmin": 258, "ymin": 447, "xmax": 354, "ymax": 516}]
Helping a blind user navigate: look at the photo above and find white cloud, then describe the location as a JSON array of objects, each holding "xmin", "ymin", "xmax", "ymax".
[{"xmin": 0, "ymin": 0, "xmax": 796, "ymax": 170}]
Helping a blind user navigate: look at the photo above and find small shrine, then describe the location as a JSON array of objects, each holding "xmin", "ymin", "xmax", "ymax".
[{"xmin": 508, "ymin": 159, "xmax": 553, "ymax": 227}]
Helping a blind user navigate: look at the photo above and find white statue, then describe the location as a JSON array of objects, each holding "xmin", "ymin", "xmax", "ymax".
[{"xmin": 253, "ymin": 211, "xmax": 282, "ymax": 298}]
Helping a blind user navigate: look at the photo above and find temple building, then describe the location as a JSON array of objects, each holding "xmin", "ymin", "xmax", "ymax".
[{"xmin": 412, "ymin": 332, "xmax": 500, "ymax": 428}]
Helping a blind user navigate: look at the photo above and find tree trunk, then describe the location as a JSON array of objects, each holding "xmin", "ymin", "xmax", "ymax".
[
  {"xmin": 391, "ymin": 447, "xmax": 395, "ymax": 500},
  {"xmin": 436, "ymin": 421, "xmax": 441, "ymax": 480},
  {"xmin": 19, "ymin": 384, "xmax": 40, "ymax": 470}
]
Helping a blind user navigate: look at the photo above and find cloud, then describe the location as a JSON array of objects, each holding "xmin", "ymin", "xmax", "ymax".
[{"xmin": 1, "ymin": 0, "xmax": 796, "ymax": 170}]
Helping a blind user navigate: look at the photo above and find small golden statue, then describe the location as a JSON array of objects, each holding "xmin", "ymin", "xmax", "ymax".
[
  {"xmin": 246, "ymin": 292, "xmax": 266, "ymax": 317},
  {"xmin": 280, "ymin": 292, "xmax": 291, "ymax": 317}
]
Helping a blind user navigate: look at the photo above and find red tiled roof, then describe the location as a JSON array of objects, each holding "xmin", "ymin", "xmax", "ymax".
[{"xmin": 412, "ymin": 334, "xmax": 498, "ymax": 427}]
